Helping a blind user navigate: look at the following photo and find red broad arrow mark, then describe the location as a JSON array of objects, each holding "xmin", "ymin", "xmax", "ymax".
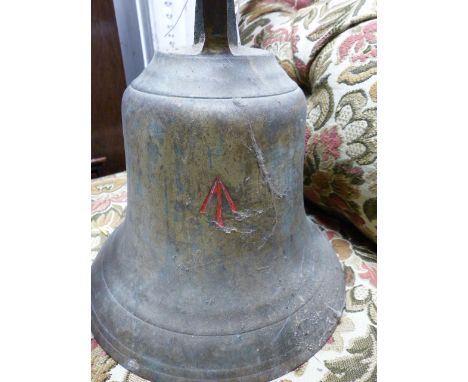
[{"xmin": 199, "ymin": 176, "xmax": 238, "ymax": 228}]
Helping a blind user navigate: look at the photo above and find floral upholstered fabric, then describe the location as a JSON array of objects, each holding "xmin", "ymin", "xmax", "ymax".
[
  {"xmin": 239, "ymin": 0, "xmax": 377, "ymax": 242},
  {"xmin": 91, "ymin": 172, "xmax": 377, "ymax": 382}
]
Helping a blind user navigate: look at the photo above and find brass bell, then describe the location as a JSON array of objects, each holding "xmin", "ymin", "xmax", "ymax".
[{"xmin": 91, "ymin": 0, "xmax": 345, "ymax": 381}]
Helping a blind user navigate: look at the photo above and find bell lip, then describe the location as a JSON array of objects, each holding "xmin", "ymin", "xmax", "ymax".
[
  {"xmin": 92, "ymin": 301, "xmax": 344, "ymax": 382},
  {"xmin": 92, "ymin": 265, "xmax": 345, "ymax": 382}
]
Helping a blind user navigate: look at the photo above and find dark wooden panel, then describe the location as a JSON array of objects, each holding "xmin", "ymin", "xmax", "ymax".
[{"xmin": 92, "ymin": 0, "xmax": 127, "ymax": 177}]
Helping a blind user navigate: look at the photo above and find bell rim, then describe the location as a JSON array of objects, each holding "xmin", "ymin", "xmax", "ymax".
[
  {"xmin": 92, "ymin": 293, "xmax": 344, "ymax": 382},
  {"xmin": 92, "ymin": 242, "xmax": 345, "ymax": 382}
]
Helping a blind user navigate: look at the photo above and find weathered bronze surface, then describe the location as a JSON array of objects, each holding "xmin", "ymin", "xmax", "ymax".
[{"xmin": 91, "ymin": 1, "xmax": 345, "ymax": 381}]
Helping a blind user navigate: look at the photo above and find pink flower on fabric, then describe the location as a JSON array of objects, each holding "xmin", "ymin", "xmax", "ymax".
[
  {"xmin": 338, "ymin": 21, "xmax": 377, "ymax": 63},
  {"xmin": 325, "ymin": 230, "xmax": 338, "ymax": 240},
  {"xmin": 260, "ymin": 25, "xmax": 291, "ymax": 48},
  {"xmin": 347, "ymin": 166, "xmax": 364, "ymax": 175},
  {"xmin": 312, "ymin": 127, "xmax": 342, "ymax": 161},
  {"xmin": 91, "ymin": 338, "xmax": 98, "ymax": 350},
  {"xmin": 290, "ymin": 0, "xmax": 314, "ymax": 10},
  {"xmin": 91, "ymin": 192, "xmax": 127, "ymax": 213},
  {"xmin": 91, "ymin": 198, "xmax": 111, "ymax": 214},
  {"xmin": 359, "ymin": 262, "xmax": 377, "ymax": 287},
  {"xmin": 304, "ymin": 128, "xmax": 311, "ymax": 152}
]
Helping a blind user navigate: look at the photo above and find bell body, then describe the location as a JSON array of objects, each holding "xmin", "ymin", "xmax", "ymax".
[{"xmin": 91, "ymin": 2, "xmax": 345, "ymax": 381}]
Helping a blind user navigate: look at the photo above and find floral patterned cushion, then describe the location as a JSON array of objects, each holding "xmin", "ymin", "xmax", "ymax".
[{"xmin": 239, "ymin": 0, "xmax": 377, "ymax": 242}]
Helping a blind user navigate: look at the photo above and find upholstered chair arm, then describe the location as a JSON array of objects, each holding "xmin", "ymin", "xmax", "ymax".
[{"xmin": 240, "ymin": 0, "xmax": 377, "ymax": 241}]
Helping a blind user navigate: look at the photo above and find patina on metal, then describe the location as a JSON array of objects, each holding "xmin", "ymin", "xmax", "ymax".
[{"xmin": 91, "ymin": 1, "xmax": 345, "ymax": 381}]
